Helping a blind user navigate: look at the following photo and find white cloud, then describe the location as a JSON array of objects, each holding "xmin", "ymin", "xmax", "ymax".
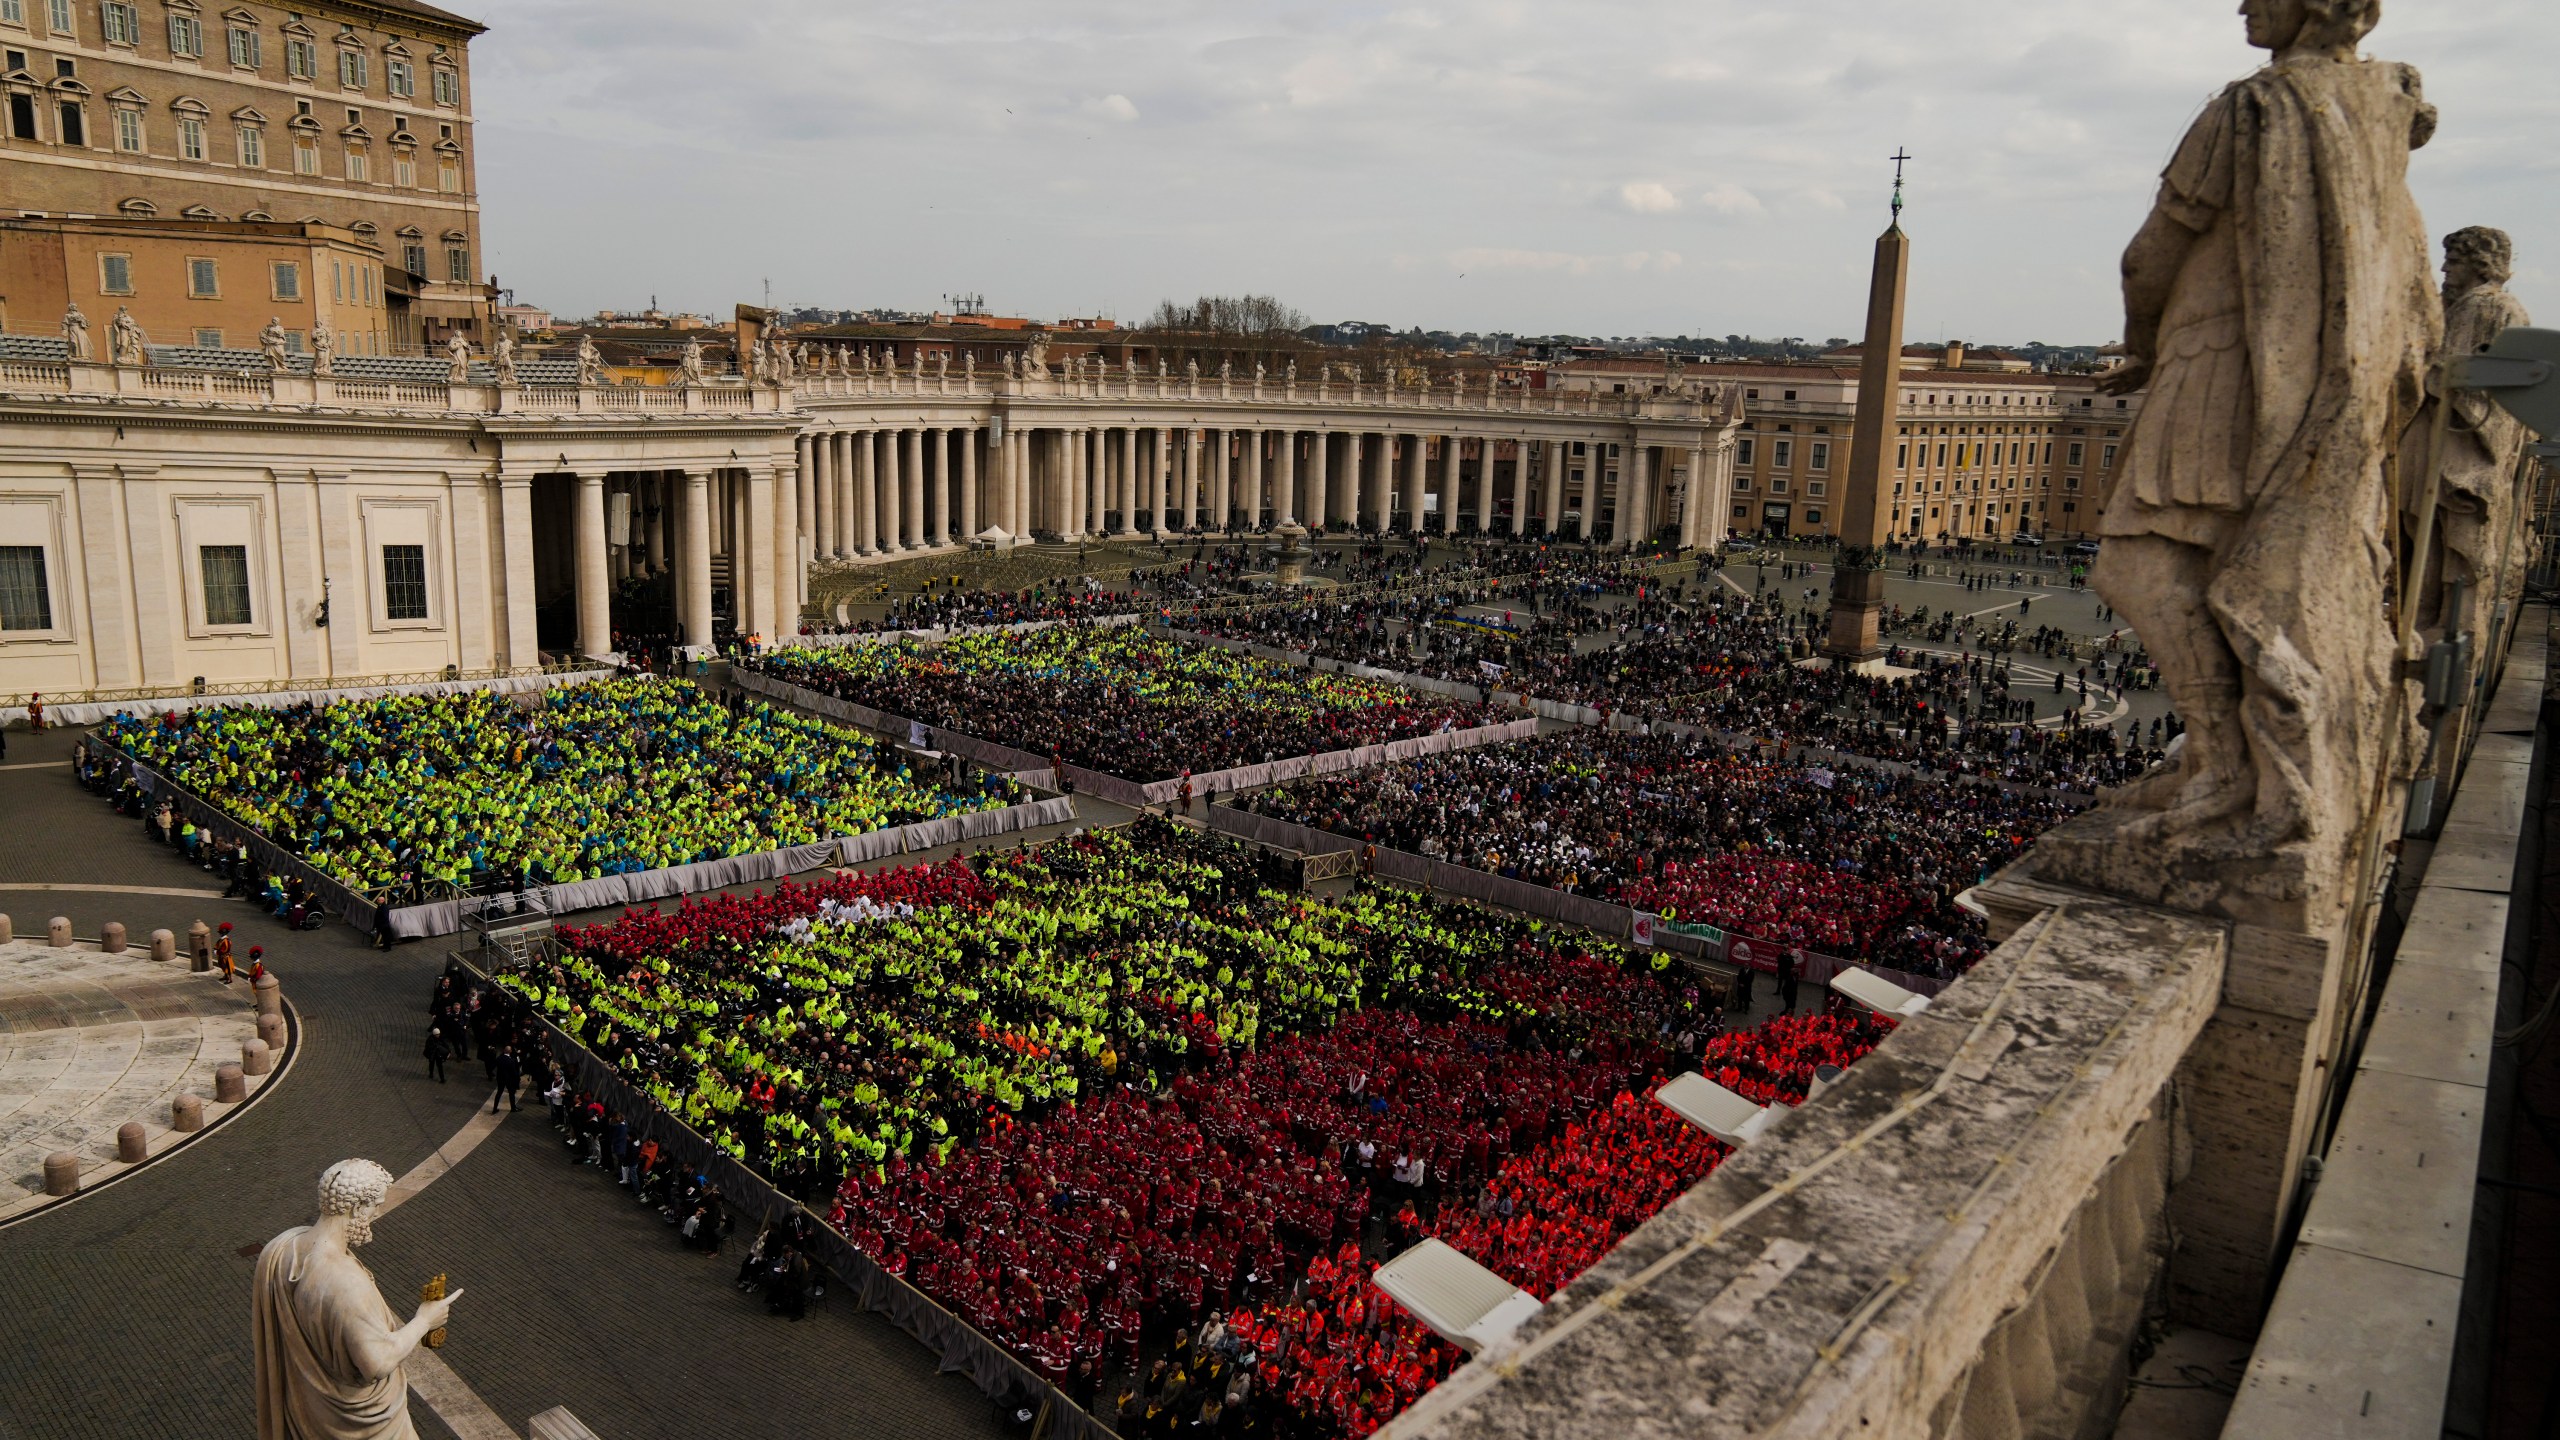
[
  {"xmin": 464, "ymin": 0, "xmax": 2560, "ymax": 340},
  {"xmin": 1619, "ymin": 181, "xmax": 1683, "ymax": 214},
  {"xmin": 1695, "ymin": 182, "xmax": 1766, "ymax": 217}
]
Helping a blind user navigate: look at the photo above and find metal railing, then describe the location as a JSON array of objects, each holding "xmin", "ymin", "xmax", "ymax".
[{"xmin": 1, "ymin": 658, "xmax": 592, "ymax": 711}]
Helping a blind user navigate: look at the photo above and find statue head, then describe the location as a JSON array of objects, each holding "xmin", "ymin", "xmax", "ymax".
[
  {"xmin": 316, "ymin": 1159, "xmax": 394, "ymax": 1247},
  {"xmin": 2443, "ymin": 226, "xmax": 2512, "ymax": 292},
  {"xmin": 2242, "ymin": 0, "xmax": 2379, "ymax": 56}
]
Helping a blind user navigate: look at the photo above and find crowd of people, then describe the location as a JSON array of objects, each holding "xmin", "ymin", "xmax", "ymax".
[
  {"xmin": 1241, "ymin": 728, "xmax": 2071, "ymax": 976},
  {"xmin": 95, "ymin": 678, "xmax": 1022, "ymax": 901},
  {"xmin": 498, "ymin": 818, "xmax": 1890, "ymax": 1438},
  {"xmin": 742, "ymin": 626, "xmax": 1501, "ymax": 781}
]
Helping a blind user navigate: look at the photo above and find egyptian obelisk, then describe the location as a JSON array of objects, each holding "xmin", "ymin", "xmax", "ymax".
[{"xmin": 1821, "ymin": 153, "xmax": 1912, "ymax": 664}]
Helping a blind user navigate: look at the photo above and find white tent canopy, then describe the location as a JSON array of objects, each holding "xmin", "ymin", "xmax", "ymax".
[
  {"xmin": 1831, "ymin": 967, "xmax": 1931, "ymax": 1019},
  {"xmin": 1656, "ymin": 1071, "xmax": 1773, "ymax": 1146},
  {"xmin": 1372, "ymin": 1239, "xmax": 1544, "ymax": 1353}
]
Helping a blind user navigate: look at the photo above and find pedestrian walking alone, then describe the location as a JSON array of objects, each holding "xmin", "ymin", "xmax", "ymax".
[
  {"xmin": 424, "ymin": 1027, "xmax": 450, "ymax": 1083},
  {"xmin": 488, "ymin": 1045, "xmax": 522, "ymax": 1113}
]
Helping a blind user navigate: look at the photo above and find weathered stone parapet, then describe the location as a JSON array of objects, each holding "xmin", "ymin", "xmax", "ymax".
[{"xmin": 1381, "ymin": 898, "xmax": 2225, "ymax": 1440}]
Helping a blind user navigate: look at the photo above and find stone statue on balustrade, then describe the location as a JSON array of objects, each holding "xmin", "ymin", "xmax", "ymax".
[
  {"xmin": 964, "ymin": 353, "xmax": 976, "ymax": 382},
  {"xmin": 934, "ymin": 353, "xmax": 949, "ymax": 382},
  {"xmin": 62, "ymin": 303, "xmax": 91, "ymax": 361},
  {"xmin": 681, "ymin": 337, "xmax": 707, "ymax": 385},
  {"xmin": 253, "ymin": 1159, "xmax": 462, "ymax": 1440},
  {"xmin": 109, "ymin": 306, "xmax": 148, "ymax": 367},
  {"xmin": 772, "ymin": 338, "xmax": 796, "ymax": 383},
  {"xmin": 740, "ymin": 339, "xmax": 762, "ymax": 385},
  {"xmin": 1219, "ymin": 357, "xmax": 1232, "ymax": 381},
  {"xmin": 261, "ymin": 318, "xmax": 291, "ymax": 373},
  {"xmin": 445, "ymin": 333, "xmax": 472, "ymax": 384},
  {"xmin": 492, "ymin": 331, "xmax": 518, "ymax": 387},
  {"xmin": 1124, "ymin": 355, "xmax": 1139, "ymax": 379},
  {"xmin": 910, "ymin": 350, "xmax": 925, "ymax": 380},
  {"xmin": 2034, "ymin": 0, "xmax": 2440, "ymax": 931},
  {"xmin": 1284, "ymin": 358, "xmax": 1297, "ymax": 384},
  {"xmin": 2406, "ymin": 226, "xmax": 2535, "ymax": 650},
  {"xmin": 310, "ymin": 323, "xmax": 336, "ymax": 378},
  {"xmin": 1186, "ymin": 357, "xmax": 1200, "ymax": 382},
  {"xmin": 1024, "ymin": 333, "xmax": 1050, "ymax": 375},
  {"xmin": 575, "ymin": 335, "xmax": 603, "ymax": 387}
]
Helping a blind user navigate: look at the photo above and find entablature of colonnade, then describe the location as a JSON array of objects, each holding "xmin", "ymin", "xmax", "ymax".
[{"xmin": 794, "ymin": 394, "xmax": 1743, "ymax": 443}]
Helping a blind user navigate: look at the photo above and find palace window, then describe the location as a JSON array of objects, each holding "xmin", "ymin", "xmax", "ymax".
[
  {"xmin": 2067, "ymin": 441, "xmax": 2085, "ymax": 467},
  {"xmin": 391, "ymin": 149, "xmax": 413, "ymax": 187},
  {"xmin": 111, "ymin": 104, "xmax": 140, "ymax": 151},
  {"xmin": 199, "ymin": 545, "xmax": 251, "ymax": 626},
  {"xmin": 8, "ymin": 93, "xmax": 35, "ymax": 140},
  {"xmin": 228, "ymin": 23, "xmax": 260, "ymax": 68},
  {"xmin": 1735, "ymin": 437, "xmax": 1754, "ymax": 467},
  {"xmin": 270, "ymin": 260, "xmax": 299, "ymax": 299},
  {"xmin": 1809, "ymin": 441, "xmax": 1829, "ymax": 470},
  {"xmin": 2, "ymin": 0, "xmax": 22, "ymax": 24},
  {"xmin": 45, "ymin": 0, "xmax": 68, "ymax": 34},
  {"xmin": 401, "ymin": 241, "xmax": 426, "ymax": 275},
  {"xmin": 167, "ymin": 10, "xmax": 201, "ymax": 56},
  {"xmin": 342, "ymin": 140, "xmax": 366, "ymax": 180},
  {"xmin": 1895, "ymin": 442, "xmax": 1908, "ymax": 469},
  {"xmin": 437, "ymin": 155, "xmax": 458, "ymax": 192},
  {"xmin": 100, "ymin": 1, "xmax": 136, "ymax": 45},
  {"xmin": 2101, "ymin": 443, "xmax": 2118, "ymax": 469},
  {"xmin": 286, "ymin": 34, "xmax": 316, "ymax": 79},
  {"xmin": 293, "ymin": 133, "xmax": 317, "ymax": 173},
  {"xmin": 386, "ymin": 57, "xmax": 411, "ymax": 97},
  {"xmin": 431, "ymin": 65, "xmax": 457, "ymax": 106},
  {"xmin": 444, "ymin": 243, "xmax": 468, "ymax": 283},
  {"xmin": 338, "ymin": 48, "xmax": 365, "ymax": 88},
  {"xmin": 235, "ymin": 122, "xmax": 262, "ymax": 166},
  {"xmin": 0, "ymin": 546, "xmax": 52, "ymax": 631},
  {"xmin": 1772, "ymin": 439, "xmax": 1793, "ymax": 469},
  {"xmin": 382, "ymin": 544, "xmax": 428, "ymax": 620},
  {"xmin": 187, "ymin": 257, "xmax": 218, "ymax": 297},
  {"xmin": 177, "ymin": 113, "xmax": 205, "ymax": 159},
  {"xmin": 98, "ymin": 252, "xmax": 132, "ymax": 292},
  {"xmin": 192, "ymin": 327, "xmax": 221, "ymax": 347}
]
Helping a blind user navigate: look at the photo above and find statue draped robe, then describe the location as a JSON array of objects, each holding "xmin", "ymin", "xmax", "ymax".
[
  {"xmin": 2093, "ymin": 52, "xmax": 2438, "ymax": 909},
  {"xmin": 253, "ymin": 1228, "xmax": 419, "ymax": 1440}
]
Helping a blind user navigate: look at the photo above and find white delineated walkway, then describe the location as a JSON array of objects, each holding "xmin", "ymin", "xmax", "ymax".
[{"xmin": 0, "ymin": 938, "xmax": 270, "ymax": 1217}]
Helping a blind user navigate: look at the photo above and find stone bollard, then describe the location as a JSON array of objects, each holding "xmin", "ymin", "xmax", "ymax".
[
  {"xmin": 254, "ymin": 972, "xmax": 282, "ymax": 1019},
  {"xmin": 171, "ymin": 1093, "xmax": 205, "ymax": 1132},
  {"xmin": 0, "ymin": 912, "xmax": 12, "ymax": 942},
  {"xmin": 257, "ymin": 1012, "xmax": 287, "ymax": 1054},
  {"xmin": 101, "ymin": 921, "xmax": 128, "ymax": 954},
  {"xmin": 151, "ymin": 928, "xmax": 176, "ymax": 962},
  {"xmin": 48, "ymin": 916, "xmax": 73, "ymax": 948},
  {"xmin": 117, "ymin": 1122, "xmax": 148, "ymax": 1163},
  {"xmin": 188, "ymin": 920, "xmax": 212, "ymax": 972},
  {"xmin": 43, "ymin": 1152, "xmax": 79, "ymax": 1197},
  {"xmin": 214, "ymin": 1061, "xmax": 246, "ymax": 1103},
  {"xmin": 240, "ymin": 1038, "xmax": 272, "ymax": 1076}
]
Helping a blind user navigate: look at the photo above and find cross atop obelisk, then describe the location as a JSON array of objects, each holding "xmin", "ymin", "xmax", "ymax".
[{"xmin": 1820, "ymin": 149, "xmax": 1913, "ymax": 664}]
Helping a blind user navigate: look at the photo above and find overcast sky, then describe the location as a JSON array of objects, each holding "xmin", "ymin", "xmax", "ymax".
[{"xmin": 467, "ymin": 1, "xmax": 2555, "ymax": 345}]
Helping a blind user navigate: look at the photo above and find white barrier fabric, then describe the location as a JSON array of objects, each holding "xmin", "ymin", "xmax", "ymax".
[
  {"xmin": 11, "ymin": 668, "xmax": 615, "ymax": 728},
  {"xmin": 387, "ymin": 796, "xmax": 1077, "ymax": 938},
  {"xmin": 789, "ymin": 613, "xmax": 1142, "ymax": 650},
  {"xmin": 1198, "ymin": 803, "xmax": 1948, "ymax": 995},
  {"xmin": 738, "ymin": 668, "xmax": 1536, "ymax": 809}
]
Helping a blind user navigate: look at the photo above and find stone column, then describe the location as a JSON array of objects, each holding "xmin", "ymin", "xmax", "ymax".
[
  {"xmin": 852, "ymin": 432, "xmax": 875, "ymax": 555},
  {"xmin": 1238, "ymin": 429, "xmax": 1262, "ymax": 529},
  {"xmin": 1683, "ymin": 442, "xmax": 1709, "ymax": 548},
  {"xmin": 745, "ymin": 466, "xmax": 777, "ymax": 638},
  {"xmin": 1307, "ymin": 432, "xmax": 1330, "ymax": 530},
  {"xmin": 1472, "ymin": 439, "xmax": 1497, "ymax": 534},
  {"xmin": 1401, "ymin": 435, "xmax": 1427, "ymax": 533},
  {"xmin": 1274, "ymin": 429, "xmax": 1298, "ymax": 526},
  {"xmin": 812, "ymin": 437, "xmax": 836, "ymax": 567},
  {"xmin": 1015, "ymin": 428, "xmax": 1034, "ymax": 537},
  {"xmin": 924, "ymin": 427, "xmax": 948, "ymax": 547},
  {"xmin": 499, "ymin": 475, "xmax": 539, "ymax": 669},
  {"xmin": 1090, "ymin": 425, "xmax": 1111, "ymax": 538},
  {"xmin": 1209, "ymin": 429, "xmax": 1231, "ymax": 532},
  {"xmin": 1511, "ymin": 441, "xmax": 1533, "ymax": 536},
  {"xmin": 1117, "ymin": 426, "xmax": 1140, "ymax": 535},
  {"xmin": 1544, "ymin": 439, "xmax": 1567, "ymax": 538},
  {"xmin": 959, "ymin": 424, "xmax": 979, "ymax": 542},
  {"xmin": 645, "ymin": 475, "xmax": 668, "ymax": 575},
  {"xmin": 1181, "ymin": 427, "xmax": 1202, "ymax": 531},
  {"xmin": 1437, "ymin": 434, "xmax": 1460, "ymax": 536},
  {"xmin": 877, "ymin": 430, "xmax": 902, "ymax": 552},
  {"xmin": 572, "ymin": 472, "xmax": 613, "ymax": 659},
  {"xmin": 1343, "ymin": 432, "xmax": 1365, "ymax": 530},
  {"xmin": 1142, "ymin": 428, "xmax": 1161, "ymax": 534},
  {"xmin": 899, "ymin": 428, "xmax": 923, "ymax": 549},
  {"xmin": 681, "ymin": 470, "xmax": 714, "ymax": 645},
  {"xmin": 1623, "ymin": 443, "xmax": 1652, "ymax": 548}
]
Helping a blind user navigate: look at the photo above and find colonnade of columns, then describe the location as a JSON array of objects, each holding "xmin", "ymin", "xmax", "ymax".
[
  {"xmin": 790, "ymin": 423, "xmax": 1722, "ymax": 556},
  {"xmin": 556, "ymin": 460, "xmax": 800, "ymax": 660}
]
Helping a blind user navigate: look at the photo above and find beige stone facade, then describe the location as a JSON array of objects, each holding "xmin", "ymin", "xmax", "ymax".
[
  {"xmin": 0, "ymin": 0, "xmax": 487, "ymax": 343},
  {"xmin": 0, "ymin": 356, "xmax": 1744, "ymax": 700},
  {"xmin": 1, "ymin": 214, "xmax": 394, "ymax": 353},
  {"xmin": 1543, "ymin": 357, "xmax": 2141, "ymax": 542}
]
